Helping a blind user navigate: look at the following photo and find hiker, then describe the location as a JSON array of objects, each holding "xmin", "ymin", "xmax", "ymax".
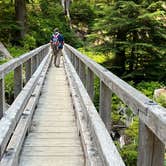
[{"xmin": 50, "ymin": 28, "xmax": 64, "ymax": 67}]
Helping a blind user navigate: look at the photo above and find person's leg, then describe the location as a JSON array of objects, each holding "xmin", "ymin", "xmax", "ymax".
[
  {"xmin": 55, "ymin": 49, "xmax": 62, "ymax": 67},
  {"xmin": 53, "ymin": 47, "xmax": 58, "ymax": 66}
]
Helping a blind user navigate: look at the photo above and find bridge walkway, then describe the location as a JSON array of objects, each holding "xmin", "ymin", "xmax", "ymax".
[{"xmin": 18, "ymin": 60, "xmax": 84, "ymax": 166}]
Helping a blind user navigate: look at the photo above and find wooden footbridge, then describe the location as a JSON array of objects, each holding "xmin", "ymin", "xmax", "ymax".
[{"xmin": 0, "ymin": 44, "xmax": 165, "ymax": 166}]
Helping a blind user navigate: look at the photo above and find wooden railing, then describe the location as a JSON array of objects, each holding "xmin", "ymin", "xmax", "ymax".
[
  {"xmin": 0, "ymin": 44, "xmax": 51, "ymax": 159},
  {"xmin": 63, "ymin": 44, "xmax": 166, "ymax": 166}
]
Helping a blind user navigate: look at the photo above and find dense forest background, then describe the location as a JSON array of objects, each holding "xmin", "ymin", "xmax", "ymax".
[{"xmin": 0, "ymin": 0, "xmax": 166, "ymax": 165}]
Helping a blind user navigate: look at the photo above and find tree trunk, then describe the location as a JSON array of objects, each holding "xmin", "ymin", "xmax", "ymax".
[
  {"xmin": 61, "ymin": 0, "xmax": 71, "ymax": 28},
  {"xmin": 114, "ymin": 31, "xmax": 126, "ymax": 76},
  {"xmin": 15, "ymin": 0, "xmax": 26, "ymax": 41}
]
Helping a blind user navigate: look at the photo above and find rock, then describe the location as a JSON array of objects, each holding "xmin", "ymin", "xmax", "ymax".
[
  {"xmin": 154, "ymin": 87, "xmax": 166, "ymax": 99},
  {"xmin": 0, "ymin": 42, "xmax": 12, "ymax": 59}
]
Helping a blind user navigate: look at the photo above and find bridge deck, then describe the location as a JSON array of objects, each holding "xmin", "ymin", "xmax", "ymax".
[{"xmin": 18, "ymin": 61, "xmax": 84, "ymax": 166}]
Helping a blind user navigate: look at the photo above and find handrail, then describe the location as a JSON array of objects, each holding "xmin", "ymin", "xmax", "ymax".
[
  {"xmin": 0, "ymin": 44, "xmax": 51, "ymax": 157},
  {"xmin": 0, "ymin": 44, "xmax": 49, "ymax": 79},
  {"xmin": 63, "ymin": 49, "xmax": 125, "ymax": 166},
  {"xmin": 64, "ymin": 44, "xmax": 166, "ymax": 166}
]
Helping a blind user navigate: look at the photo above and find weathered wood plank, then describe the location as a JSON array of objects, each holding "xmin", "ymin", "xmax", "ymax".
[
  {"xmin": 86, "ymin": 67, "xmax": 94, "ymax": 100},
  {"xmin": 14, "ymin": 65, "xmax": 23, "ymax": 99},
  {"xmin": 0, "ymin": 49, "xmax": 52, "ymax": 157},
  {"xmin": 99, "ymin": 80, "xmax": 112, "ymax": 130},
  {"xmin": 79, "ymin": 60, "xmax": 86, "ymax": 86},
  {"xmin": 19, "ymin": 156, "xmax": 84, "ymax": 166},
  {"xmin": 75, "ymin": 56, "xmax": 79, "ymax": 73},
  {"xmin": 25, "ymin": 58, "xmax": 32, "ymax": 83},
  {"xmin": 63, "ymin": 49, "xmax": 125, "ymax": 166},
  {"xmin": 65, "ymin": 44, "xmax": 166, "ymax": 145},
  {"xmin": 0, "ymin": 78, "xmax": 5, "ymax": 118},
  {"xmin": 137, "ymin": 120, "xmax": 165, "ymax": 166}
]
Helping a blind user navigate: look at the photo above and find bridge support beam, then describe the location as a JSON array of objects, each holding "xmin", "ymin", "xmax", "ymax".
[
  {"xmin": 99, "ymin": 80, "xmax": 112, "ymax": 131},
  {"xmin": 14, "ymin": 65, "xmax": 23, "ymax": 99},
  {"xmin": 0, "ymin": 78, "xmax": 5, "ymax": 119},
  {"xmin": 137, "ymin": 120, "xmax": 165, "ymax": 166}
]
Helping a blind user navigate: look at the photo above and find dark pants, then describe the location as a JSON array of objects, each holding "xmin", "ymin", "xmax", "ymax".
[{"xmin": 52, "ymin": 45, "xmax": 62, "ymax": 67}]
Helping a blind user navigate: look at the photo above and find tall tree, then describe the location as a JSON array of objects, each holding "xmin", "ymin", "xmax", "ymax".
[
  {"xmin": 15, "ymin": 0, "xmax": 26, "ymax": 41},
  {"xmin": 91, "ymin": 0, "xmax": 166, "ymax": 81},
  {"xmin": 61, "ymin": 0, "xmax": 71, "ymax": 27}
]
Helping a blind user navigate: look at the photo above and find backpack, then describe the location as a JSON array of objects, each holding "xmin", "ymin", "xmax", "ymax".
[{"xmin": 52, "ymin": 33, "xmax": 60, "ymax": 47}]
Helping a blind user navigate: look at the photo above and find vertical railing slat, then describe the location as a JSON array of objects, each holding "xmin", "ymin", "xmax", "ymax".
[
  {"xmin": 25, "ymin": 58, "xmax": 32, "ymax": 83},
  {"xmin": 75, "ymin": 57, "xmax": 79, "ymax": 73},
  {"xmin": 86, "ymin": 67, "xmax": 94, "ymax": 100},
  {"xmin": 14, "ymin": 65, "xmax": 23, "ymax": 99},
  {"xmin": 0, "ymin": 78, "xmax": 5, "ymax": 118},
  {"xmin": 99, "ymin": 80, "xmax": 112, "ymax": 130},
  {"xmin": 79, "ymin": 60, "xmax": 86, "ymax": 86},
  {"xmin": 137, "ymin": 120, "xmax": 165, "ymax": 166}
]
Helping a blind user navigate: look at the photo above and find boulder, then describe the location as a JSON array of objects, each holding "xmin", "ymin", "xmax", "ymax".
[{"xmin": 0, "ymin": 42, "xmax": 12, "ymax": 59}]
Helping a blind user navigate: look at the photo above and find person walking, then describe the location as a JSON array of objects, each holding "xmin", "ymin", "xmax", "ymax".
[{"xmin": 50, "ymin": 28, "xmax": 64, "ymax": 67}]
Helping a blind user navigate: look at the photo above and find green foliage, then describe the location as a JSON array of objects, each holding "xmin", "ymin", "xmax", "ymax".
[
  {"xmin": 8, "ymin": 46, "xmax": 28, "ymax": 58},
  {"xmin": 135, "ymin": 81, "xmax": 164, "ymax": 98},
  {"xmin": 70, "ymin": 1, "xmax": 95, "ymax": 24},
  {"xmin": 120, "ymin": 143, "xmax": 138, "ymax": 166},
  {"xmin": 5, "ymin": 72, "xmax": 14, "ymax": 104},
  {"xmin": 88, "ymin": 0, "xmax": 166, "ymax": 81},
  {"xmin": 22, "ymin": 34, "xmax": 36, "ymax": 50},
  {"xmin": 156, "ymin": 95, "xmax": 166, "ymax": 107}
]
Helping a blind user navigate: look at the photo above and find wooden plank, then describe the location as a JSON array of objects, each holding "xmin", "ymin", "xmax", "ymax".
[
  {"xmin": 25, "ymin": 132, "xmax": 79, "ymax": 139},
  {"xmin": 64, "ymin": 44, "xmax": 166, "ymax": 145},
  {"xmin": 86, "ymin": 67, "xmax": 94, "ymax": 100},
  {"xmin": 0, "ymin": 44, "xmax": 49, "ymax": 79},
  {"xmin": 99, "ymin": 80, "xmax": 112, "ymax": 130},
  {"xmin": 75, "ymin": 56, "xmax": 79, "ymax": 73},
  {"xmin": 30, "ymin": 126, "xmax": 77, "ymax": 133},
  {"xmin": 14, "ymin": 65, "xmax": 23, "ymax": 99},
  {"xmin": 0, "ymin": 78, "xmax": 5, "ymax": 118},
  {"xmin": 63, "ymin": 49, "xmax": 125, "ymax": 166},
  {"xmin": 79, "ymin": 60, "xmax": 86, "ymax": 86},
  {"xmin": 137, "ymin": 120, "xmax": 165, "ymax": 166},
  {"xmin": 0, "ymin": 49, "xmax": 52, "ymax": 157},
  {"xmin": 23, "ymin": 139, "xmax": 81, "ymax": 147},
  {"xmin": 25, "ymin": 58, "xmax": 32, "ymax": 83},
  {"xmin": 21, "ymin": 146, "xmax": 83, "ymax": 156},
  {"xmin": 19, "ymin": 156, "xmax": 84, "ymax": 166}
]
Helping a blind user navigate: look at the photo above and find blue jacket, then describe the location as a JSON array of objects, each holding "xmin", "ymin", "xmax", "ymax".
[{"xmin": 51, "ymin": 33, "xmax": 64, "ymax": 49}]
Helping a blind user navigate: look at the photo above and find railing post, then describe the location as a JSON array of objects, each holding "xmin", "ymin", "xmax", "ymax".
[
  {"xmin": 36, "ymin": 54, "xmax": 39, "ymax": 67},
  {"xmin": 0, "ymin": 78, "xmax": 5, "ymax": 118},
  {"xmin": 86, "ymin": 67, "xmax": 94, "ymax": 100},
  {"xmin": 25, "ymin": 58, "xmax": 32, "ymax": 83},
  {"xmin": 99, "ymin": 80, "xmax": 112, "ymax": 130},
  {"xmin": 31, "ymin": 56, "xmax": 36, "ymax": 74},
  {"xmin": 79, "ymin": 60, "xmax": 86, "ymax": 86},
  {"xmin": 137, "ymin": 120, "xmax": 165, "ymax": 166},
  {"xmin": 75, "ymin": 57, "xmax": 79, "ymax": 73},
  {"xmin": 14, "ymin": 65, "xmax": 23, "ymax": 99},
  {"xmin": 72, "ymin": 54, "xmax": 76, "ymax": 67}
]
